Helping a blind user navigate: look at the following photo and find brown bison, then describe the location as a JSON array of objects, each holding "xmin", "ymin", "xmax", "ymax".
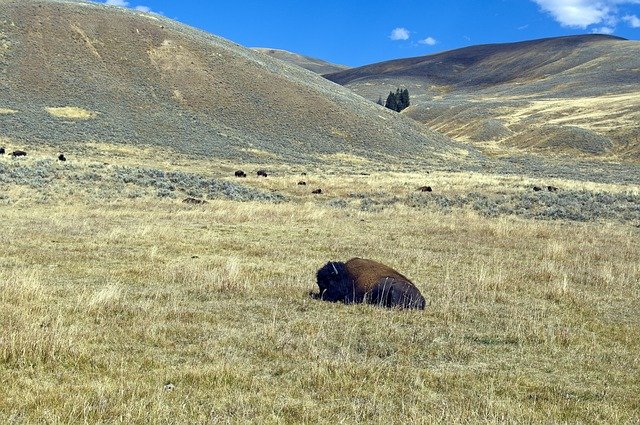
[
  {"xmin": 235, "ymin": 170, "xmax": 247, "ymax": 178},
  {"xmin": 418, "ymin": 186, "xmax": 432, "ymax": 192},
  {"xmin": 298, "ymin": 181, "xmax": 307, "ymax": 186},
  {"xmin": 0, "ymin": 147, "xmax": 5, "ymax": 154},
  {"xmin": 547, "ymin": 186, "xmax": 558, "ymax": 192},
  {"xmin": 182, "ymin": 197, "xmax": 207, "ymax": 205},
  {"xmin": 313, "ymin": 258, "xmax": 426, "ymax": 310},
  {"xmin": 11, "ymin": 150, "xmax": 27, "ymax": 157},
  {"xmin": 312, "ymin": 188, "xmax": 322, "ymax": 194},
  {"xmin": 257, "ymin": 169, "xmax": 268, "ymax": 177},
  {"xmin": 533, "ymin": 186, "xmax": 542, "ymax": 192},
  {"xmin": 58, "ymin": 153, "xmax": 66, "ymax": 161}
]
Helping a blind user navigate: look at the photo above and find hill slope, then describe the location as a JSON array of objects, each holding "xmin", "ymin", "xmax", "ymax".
[
  {"xmin": 252, "ymin": 48, "xmax": 349, "ymax": 75},
  {"xmin": 326, "ymin": 35, "xmax": 640, "ymax": 161},
  {"xmin": 0, "ymin": 0, "xmax": 467, "ymax": 165}
]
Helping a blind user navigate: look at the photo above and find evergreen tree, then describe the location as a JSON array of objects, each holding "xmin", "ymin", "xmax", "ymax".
[
  {"xmin": 400, "ymin": 89, "xmax": 410, "ymax": 110},
  {"xmin": 383, "ymin": 88, "xmax": 411, "ymax": 112},
  {"xmin": 385, "ymin": 91, "xmax": 398, "ymax": 111}
]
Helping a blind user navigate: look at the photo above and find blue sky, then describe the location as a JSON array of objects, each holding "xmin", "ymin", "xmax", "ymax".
[{"xmin": 99, "ymin": 0, "xmax": 640, "ymax": 66}]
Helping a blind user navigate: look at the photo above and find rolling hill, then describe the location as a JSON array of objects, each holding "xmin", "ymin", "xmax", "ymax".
[
  {"xmin": 326, "ymin": 35, "xmax": 640, "ymax": 161},
  {"xmin": 0, "ymin": 0, "xmax": 468, "ymax": 165},
  {"xmin": 252, "ymin": 48, "xmax": 349, "ymax": 75}
]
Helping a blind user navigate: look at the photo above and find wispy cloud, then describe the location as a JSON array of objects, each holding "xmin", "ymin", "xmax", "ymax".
[
  {"xmin": 532, "ymin": 0, "xmax": 640, "ymax": 29},
  {"xmin": 623, "ymin": 13, "xmax": 640, "ymax": 26},
  {"xmin": 389, "ymin": 27, "xmax": 410, "ymax": 41},
  {"xmin": 102, "ymin": 0, "xmax": 153, "ymax": 13},
  {"xmin": 591, "ymin": 26, "xmax": 615, "ymax": 33},
  {"xmin": 418, "ymin": 37, "xmax": 437, "ymax": 46}
]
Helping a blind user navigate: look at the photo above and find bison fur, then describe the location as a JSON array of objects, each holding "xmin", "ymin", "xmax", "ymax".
[{"xmin": 313, "ymin": 258, "xmax": 426, "ymax": 310}]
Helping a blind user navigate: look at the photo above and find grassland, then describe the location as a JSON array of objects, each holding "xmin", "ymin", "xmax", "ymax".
[{"xmin": 1, "ymin": 144, "xmax": 638, "ymax": 423}]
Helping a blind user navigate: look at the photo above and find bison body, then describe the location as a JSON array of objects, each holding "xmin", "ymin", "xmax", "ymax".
[
  {"xmin": 257, "ymin": 169, "xmax": 268, "ymax": 177},
  {"xmin": 234, "ymin": 170, "xmax": 247, "ymax": 178},
  {"xmin": 0, "ymin": 147, "xmax": 5, "ymax": 154},
  {"xmin": 11, "ymin": 150, "xmax": 27, "ymax": 157},
  {"xmin": 314, "ymin": 258, "xmax": 426, "ymax": 310}
]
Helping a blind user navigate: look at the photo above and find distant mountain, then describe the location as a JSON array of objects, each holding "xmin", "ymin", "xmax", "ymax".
[
  {"xmin": 0, "ymin": 0, "xmax": 467, "ymax": 165},
  {"xmin": 326, "ymin": 35, "xmax": 640, "ymax": 161},
  {"xmin": 252, "ymin": 48, "xmax": 350, "ymax": 75}
]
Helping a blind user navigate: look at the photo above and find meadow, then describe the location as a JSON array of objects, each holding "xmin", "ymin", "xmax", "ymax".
[{"xmin": 0, "ymin": 144, "xmax": 638, "ymax": 423}]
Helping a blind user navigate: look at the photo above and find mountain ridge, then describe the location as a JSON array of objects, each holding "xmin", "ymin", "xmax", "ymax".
[{"xmin": 0, "ymin": 0, "xmax": 470, "ymax": 165}]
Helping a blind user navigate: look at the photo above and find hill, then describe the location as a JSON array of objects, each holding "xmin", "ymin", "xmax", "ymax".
[
  {"xmin": 0, "ymin": 0, "xmax": 466, "ymax": 166},
  {"xmin": 252, "ymin": 48, "xmax": 350, "ymax": 75},
  {"xmin": 326, "ymin": 35, "xmax": 640, "ymax": 161}
]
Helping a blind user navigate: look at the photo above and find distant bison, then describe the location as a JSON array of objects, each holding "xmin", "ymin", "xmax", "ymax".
[
  {"xmin": 257, "ymin": 169, "xmax": 268, "ymax": 177},
  {"xmin": 235, "ymin": 170, "xmax": 247, "ymax": 178},
  {"xmin": 0, "ymin": 147, "xmax": 5, "ymax": 155},
  {"xmin": 312, "ymin": 188, "xmax": 322, "ymax": 194},
  {"xmin": 298, "ymin": 181, "xmax": 307, "ymax": 186},
  {"xmin": 11, "ymin": 150, "xmax": 27, "ymax": 157},
  {"xmin": 313, "ymin": 258, "xmax": 426, "ymax": 310},
  {"xmin": 182, "ymin": 197, "xmax": 207, "ymax": 205},
  {"xmin": 418, "ymin": 186, "xmax": 432, "ymax": 192},
  {"xmin": 58, "ymin": 153, "xmax": 66, "ymax": 161},
  {"xmin": 533, "ymin": 186, "xmax": 543, "ymax": 192},
  {"xmin": 547, "ymin": 186, "xmax": 558, "ymax": 192}
]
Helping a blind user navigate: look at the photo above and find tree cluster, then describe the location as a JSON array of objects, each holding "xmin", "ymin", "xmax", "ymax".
[{"xmin": 382, "ymin": 88, "xmax": 410, "ymax": 112}]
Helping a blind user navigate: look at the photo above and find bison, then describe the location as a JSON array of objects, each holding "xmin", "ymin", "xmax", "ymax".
[
  {"xmin": 547, "ymin": 186, "xmax": 558, "ymax": 192},
  {"xmin": 312, "ymin": 188, "xmax": 322, "ymax": 194},
  {"xmin": 0, "ymin": 147, "xmax": 5, "ymax": 155},
  {"xmin": 182, "ymin": 197, "xmax": 207, "ymax": 205},
  {"xmin": 533, "ymin": 186, "xmax": 542, "ymax": 192},
  {"xmin": 234, "ymin": 170, "xmax": 247, "ymax": 178},
  {"xmin": 418, "ymin": 186, "xmax": 432, "ymax": 192},
  {"xmin": 11, "ymin": 150, "xmax": 27, "ymax": 157},
  {"xmin": 313, "ymin": 258, "xmax": 426, "ymax": 310},
  {"xmin": 257, "ymin": 169, "xmax": 268, "ymax": 177},
  {"xmin": 58, "ymin": 153, "xmax": 66, "ymax": 161},
  {"xmin": 298, "ymin": 181, "xmax": 307, "ymax": 186}
]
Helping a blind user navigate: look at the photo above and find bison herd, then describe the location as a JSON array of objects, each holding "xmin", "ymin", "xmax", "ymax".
[{"xmin": 1, "ymin": 148, "xmax": 69, "ymax": 160}]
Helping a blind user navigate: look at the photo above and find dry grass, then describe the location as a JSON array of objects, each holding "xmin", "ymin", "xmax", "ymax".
[
  {"xmin": 0, "ymin": 146, "xmax": 639, "ymax": 423},
  {"xmin": 45, "ymin": 106, "xmax": 98, "ymax": 120}
]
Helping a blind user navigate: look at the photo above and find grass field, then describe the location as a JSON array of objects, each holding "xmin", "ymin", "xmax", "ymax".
[{"xmin": 1, "ymin": 145, "xmax": 639, "ymax": 423}]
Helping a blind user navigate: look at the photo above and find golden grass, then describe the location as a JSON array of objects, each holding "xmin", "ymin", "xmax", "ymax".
[
  {"xmin": 0, "ymin": 144, "xmax": 638, "ymax": 423},
  {"xmin": 0, "ymin": 107, "xmax": 17, "ymax": 114},
  {"xmin": 45, "ymin": 106, "xmax": 98, "ymax": 120},
  {"xmin": 1, "ymin": 191, "xmax": 639, "ymax": 423}
]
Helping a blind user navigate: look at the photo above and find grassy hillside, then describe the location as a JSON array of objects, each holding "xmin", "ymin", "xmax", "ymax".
[
  {"xmin": 0, "ymin": 0, "xmax": 464, "ymax": 165},
  {"xmin": 0, "ymin": 144, "xmax": 639, "ymax": 423},
  {"xmin": 326, "ymin": 35, "xmax": 640, "ymax": 161},
  {"xmin": 252, "ymin": 48, "xmax": 350, "ymax": 75}
]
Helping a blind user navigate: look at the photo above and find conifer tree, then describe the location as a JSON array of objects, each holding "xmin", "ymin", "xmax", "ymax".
[{"xmin": 385, "ymin": 91, "xmax": 398, "ymax": 111}]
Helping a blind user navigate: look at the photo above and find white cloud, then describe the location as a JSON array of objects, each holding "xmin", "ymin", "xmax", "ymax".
[
  {"xmin": 418, "ymin": 37, "xmax": 437, "ymax": 46},
  {"xmin": 390, "ymin": 27, "xmax": 410, "ymax": 41},
  {"xmin": 591, "ymin": 25, "xmax": 615, "ymax": 33},
  {"xmin": 532, "ymin": 0, "xmax": 640, "ymax": 28},
  {"xmin": 623, "ymin": 13, "xmax": 640, "ymax": 26},
  {"xmin": 102, "ymin": 0, "xmax": 152, "ymax": 13}
]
